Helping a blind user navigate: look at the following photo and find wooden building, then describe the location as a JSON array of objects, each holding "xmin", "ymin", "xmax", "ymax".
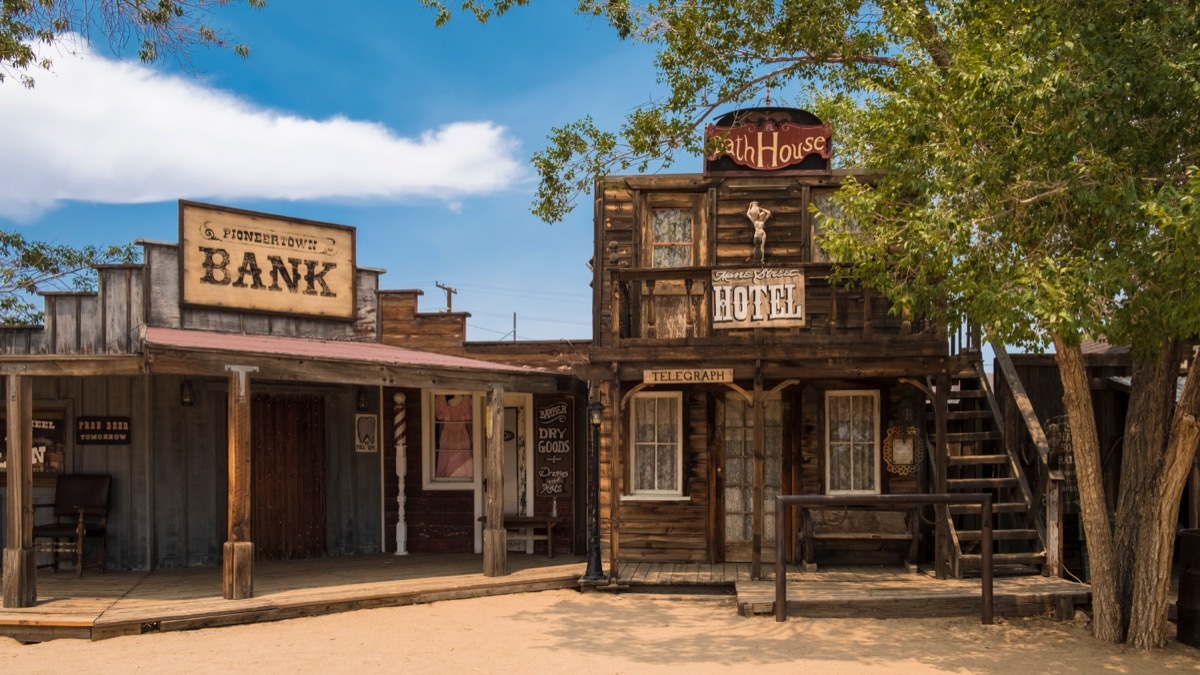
[
  {"xmin": 1, "ymin": 201, "xmax": 587, "ymax": 607},
  {"xmin": 585, "ymin": 108, "xmax": 1063, "ymax": 581}
]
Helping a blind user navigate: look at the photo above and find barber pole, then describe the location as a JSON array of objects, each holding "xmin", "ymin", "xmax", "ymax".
[{"xmin": 393, "ymin": 392, "xmax": 408, "ymax": 555}]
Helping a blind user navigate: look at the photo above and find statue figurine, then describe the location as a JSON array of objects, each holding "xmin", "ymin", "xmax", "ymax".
[{"xmin": 747, "ymin": 201, "xmax": 771, "ymax": 264}]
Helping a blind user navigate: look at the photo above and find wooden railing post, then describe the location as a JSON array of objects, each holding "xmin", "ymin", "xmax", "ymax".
[
  {"xmin": 645, "ymin": 279, "xmax": 657, "ymax": 339},
  {"xmin": 1046, "ymin": 477, "xmax": 1063, "ymax": 577},
  {"xmin": 224, "ymin": 365, "xmax": 258, "ymax": 600},
  {"xmin": 3, "ymin": 373, "xmax": 36, "ymax": 608},
  {"xmin": 483, "ymin": 385, "xmax": 507, "ymax": 577}
]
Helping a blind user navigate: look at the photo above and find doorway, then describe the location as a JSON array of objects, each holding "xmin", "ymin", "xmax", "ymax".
[
  {"xmin": 251, "ymin": 392, "xmax": 327, "ymax": 561},
  {"xmin": 722, "ymin": 396, "xmax": 783, "ymax": 562}
]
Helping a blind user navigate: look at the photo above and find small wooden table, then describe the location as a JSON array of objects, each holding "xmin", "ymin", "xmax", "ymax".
[{"xmin": 483, "ymin": 515, "xmax": 560, "ymax": 558}]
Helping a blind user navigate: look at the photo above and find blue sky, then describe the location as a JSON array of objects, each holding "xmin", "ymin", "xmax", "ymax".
[{"xmin": 0, "ymin": 3, "xmax": 675, "ymax": 341}]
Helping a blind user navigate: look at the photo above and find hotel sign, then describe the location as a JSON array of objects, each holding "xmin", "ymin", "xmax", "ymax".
[
  {"xmin": 705, "ymin": 121, "xmax": 831, "ymax": 172},
  {"xmin": 180, "ymin": 201, "xmax": 356, "ymax": 320},
  {"xmin": 712, "ymin": 268, "xmax": 805, "ymax": 330},
  {"xmin": 644, "ymin": 369, "xmax": 734, "ymax": 384}
]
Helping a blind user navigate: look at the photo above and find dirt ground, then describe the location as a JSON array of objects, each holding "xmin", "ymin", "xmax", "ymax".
[{"xmin": 0, "ymin": 590, "xmax": 1197, "ymax": 673}]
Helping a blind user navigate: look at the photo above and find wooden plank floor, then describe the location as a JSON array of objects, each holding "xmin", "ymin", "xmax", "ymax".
[
  {"xmin": 0, "ymin": 553, "xmax": 585, "ymax": 642},
  {"xmin": 735, "ymin": 565, "xmax": 1092, "ymax": 619}
]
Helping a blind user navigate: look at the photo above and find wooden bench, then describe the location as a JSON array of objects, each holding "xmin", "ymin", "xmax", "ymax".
[
  {"xmin": 798, "ymin": 506, "xmax": 921, "ymax": 573},
  {"xmin": 481, "ymin": 515, "xmax": 560, "ymax": 558}
]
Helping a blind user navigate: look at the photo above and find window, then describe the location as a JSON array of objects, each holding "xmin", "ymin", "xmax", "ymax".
[
  {"xmin": 423, "ymin": 392, "xmax": 479, "ymax": 488},
  {"xmin": 650, "ymin": 208, "xmax": 694, "ymax": 268},
  {"xmin": 811, "ymin": 190, "xmax": 859, "ymax": 264},
  {"xmin": 825, "ymin": 390, "xmax": 879, "ymax": 494},
  {"xmin": 630, "ymin": 392, "xmax": 683, "ymax": 497}
]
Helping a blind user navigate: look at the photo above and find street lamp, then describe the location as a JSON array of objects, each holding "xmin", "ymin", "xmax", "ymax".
[{"xmin": 582, "ymin": 400, "xmax": 606, "ymax": 582}]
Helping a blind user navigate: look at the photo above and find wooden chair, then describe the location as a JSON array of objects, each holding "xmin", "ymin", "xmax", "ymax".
[{"xmin": 32, "ymin": 474, "xmax": 111, "ymax": 575}]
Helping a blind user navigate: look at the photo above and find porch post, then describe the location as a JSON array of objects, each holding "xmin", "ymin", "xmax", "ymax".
[
  {"xmin": 3, "ymin": 373, "xmax": 36, "ymax": 608},
  {"xmin": 224, "ymin": 365, "xmax": 257, "ymax": 600},
  {"xmin": 609, "ymin": 375, "xmax": 623, "ymax": 582},
  {"xmin": 482, "ymin": 384, "xmax": 507, "ymax": 576},
  {"xmin": 751, "ymin": 375, "xmax": 765, "ymax": 581},
  {"xmin": 934, "ymin": 373, "xmax": 950, "ymax": 580}
]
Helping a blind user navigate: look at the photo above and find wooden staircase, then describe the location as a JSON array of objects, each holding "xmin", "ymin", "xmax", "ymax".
[{"xmin": 934, "ymin": 363, "xmax": 1048, "ymax": 578}]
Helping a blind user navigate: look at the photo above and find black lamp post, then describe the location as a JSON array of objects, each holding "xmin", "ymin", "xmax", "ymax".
[{"xmin": 582, "ymin": 400, "xmax": 606, "ymax": 582}]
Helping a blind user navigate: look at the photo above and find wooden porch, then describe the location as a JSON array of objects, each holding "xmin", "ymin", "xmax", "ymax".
[
  {"xmin": 0, "ymin": 556, "xmax": 1091, "ymax": 643},
  {"xmin": 606, "ymin": 562, "xmax": 1089, "ymax": 621},
  {"xmin": 0, "ymin": 553, "xmax": 585, "ymax": 643}
]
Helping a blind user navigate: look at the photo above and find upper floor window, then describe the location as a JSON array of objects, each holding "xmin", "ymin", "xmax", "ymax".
[
  {"xmin": 650, "ymin": 208, "xmax": 694, "ymax": 268},
  {"xmin": 811, "ymin": 190, "xmax": 859, "ymax": 264}
]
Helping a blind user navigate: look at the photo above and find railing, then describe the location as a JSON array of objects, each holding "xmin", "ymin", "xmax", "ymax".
[
  {"xmin": 775, "ymin": 493, "xmax": 996, "ymax": 625},
  {"xmin": 991, "ymin": 344, "xmax": 1064, "ymax": 577},
  {"xmin": 605, "ymin": 266, "xmax": 935, "ymax": 345}
]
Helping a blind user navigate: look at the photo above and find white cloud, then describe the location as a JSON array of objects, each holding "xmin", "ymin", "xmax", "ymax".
[{"xmin": 0, "ymin": 37, "xmax": 525, "ymax": 221}]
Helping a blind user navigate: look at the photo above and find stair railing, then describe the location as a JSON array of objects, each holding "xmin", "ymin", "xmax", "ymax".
[{"xmin": 991, "ymin": 343, "xmax": 1065, "ymax": 577}]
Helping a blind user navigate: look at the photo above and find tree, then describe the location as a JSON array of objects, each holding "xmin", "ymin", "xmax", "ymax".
[
  {"xmin": 0, "ymin": 232, "xmax": 139, "ymax": 324},
  {"xmin": 423, "ymin": 0, "xmax": 1200, "ymax": 648},
  {"xmin": 1, "ymin": 0, "xmax": 266, "ymax": 88}
]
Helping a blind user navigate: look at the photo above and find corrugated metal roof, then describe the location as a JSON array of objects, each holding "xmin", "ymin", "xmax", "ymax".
[{"xmin": 143, "ymin": 327, "xmax": 536, "ymax": 375}]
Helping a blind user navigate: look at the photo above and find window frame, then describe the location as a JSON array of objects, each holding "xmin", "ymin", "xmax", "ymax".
[
  {"xmin": 627, "ymin": 391, "xmax": 685, "ymax": 499},
  {"xmin": 824, "ymin": 389, "xmax": 881, "ymax": 495},
  {"xmin": 640, "ymin": 193, "xmax": 705, "ymax": 269},
  {"xmin": 422, "ymin": 390, "xmax": 482, "ymax": 491}
]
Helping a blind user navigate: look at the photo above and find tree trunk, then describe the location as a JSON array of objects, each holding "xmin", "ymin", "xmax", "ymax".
[
  {"xmin": 1114, "ymin": 340, "xmax": 1181, "ymax": 640},
  {"xmin": 1053, "ymin": 337, "xmax": 1121, "ymax": 642},
  {"xmin": 1126, "ymin": 363, "xmax": 1200, "ymax": 648}
]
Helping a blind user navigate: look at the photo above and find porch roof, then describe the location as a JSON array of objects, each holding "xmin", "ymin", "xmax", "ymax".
[{"xmin": 141, "ymin": 327, "xmax": 567, "ymax": 391}]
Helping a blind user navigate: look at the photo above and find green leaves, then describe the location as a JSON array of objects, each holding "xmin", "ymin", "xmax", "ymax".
[
  {"xmin": 0, "ymin": 231, "xmax": 139, "ymax": 325},
  {"xmin": 1, "ymin": 0, "xmax": 267, "ymax": 87}
]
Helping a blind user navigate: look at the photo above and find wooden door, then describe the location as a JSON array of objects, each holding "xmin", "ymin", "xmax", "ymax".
[
  {"xmin": 722, "ymin": 396, "xmax": 782, "ymax": 562},
  {"xmin": 251, "ymin": 393, "xmax": 327, "ymax": 560}
]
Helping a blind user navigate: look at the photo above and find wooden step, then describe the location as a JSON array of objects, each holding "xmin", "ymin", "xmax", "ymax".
[
  {"xmin": 949, "ymin": 502, "xmax": 1027, "ymax": 515},
  {"xmin": 947, "ymin": 477, "xmax": 1017, "ymax": 490},
  {"xmin": 957, "ymin": 529, "xmax": 1040, "ymax": 542},
  {"xmin": 948, "ymin": 454, "xmax": 1010, "ymax": 466},
  {"xmin": 948, "ymin": 389, "xmax": 988, "ymax": 399},
  {"xmin": 959, "ymin": 551, "xmax": 1046, "ymax": 569},
  {"xmin": 947, "ymin": 431, "xmax": 1002, "ymax": 443},
  {"xmin": 947, "ymin": 410, "xmax": 992, "ymax": 421}
]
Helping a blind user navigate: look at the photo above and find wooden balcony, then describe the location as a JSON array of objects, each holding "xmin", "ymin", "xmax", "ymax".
[{"xmin": 593, "ymin": 266, "xmax": 954, "ymax": 369}]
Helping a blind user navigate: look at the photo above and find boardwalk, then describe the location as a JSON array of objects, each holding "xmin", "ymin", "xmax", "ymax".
[
  {"xmin": 1, "ymin": 557, "xmax": 1092, "ymax": 642},
  {"xmin": 0, "ymin": 553, "xmax": 585, "ymax": 642}
]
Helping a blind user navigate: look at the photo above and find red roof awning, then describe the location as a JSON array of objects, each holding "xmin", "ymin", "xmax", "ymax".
[{"xmin": 142, "ymin": 327, "xmax": 544, "ymax": 379}]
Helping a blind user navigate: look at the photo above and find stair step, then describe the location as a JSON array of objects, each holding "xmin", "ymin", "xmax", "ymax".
[
  {"xmin": 947, "ymin": 410, "xmax": 993, "ymax": 421},
  {"xmin": 957, "ymin": 529, "xmax": 1040, "ymax": 541},
  {"xmin": 948, "ymin": 454, "xmax": 1010, "ymax": 466},
  {"xmin": 947, "ymin": 477, "xmax": 1017, "ymax": 490},
  {"xmin": 959, "ymin": 551, "xmax": 1047, "ymax": 568},
  {"xmin": 949, "ymin": 389, "xmax": 988, "ymax": 399},
  {"xmin": 947, "ymin": 431, "xmax": 1002, "ymax": 443},
  {"xmin": 949, "ymin": 502, "xmax": 1027, "ymax": 515}
]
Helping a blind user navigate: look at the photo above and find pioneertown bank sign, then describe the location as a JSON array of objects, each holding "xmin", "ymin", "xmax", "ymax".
[{"xmin": 180, "ymin": 201, "xmax": 356, "ymax": 320}]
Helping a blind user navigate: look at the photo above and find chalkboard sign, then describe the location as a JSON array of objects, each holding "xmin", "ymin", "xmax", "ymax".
[
  {"xmin": 533, "ymin": 395, "xmax": 574, "ymax": 498},
  {"xmin": 1047, "ymin": 418, "xmax": 1079, "ymax": 514}
]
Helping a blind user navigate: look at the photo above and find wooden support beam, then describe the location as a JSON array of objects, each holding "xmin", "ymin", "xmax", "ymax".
[
  {"xmin": 608, "ymin": 375, "xmax": 623, "ymax": 582},
  {"xmin": 223, "ymin": 365, "xmax": 257, "ymax": 600},
  {"xmin": 3, "ymin": 374, "xmax": 36, "ymax": 608},
  {"xmin": 934, "ymin": 374, "xmax": 950, "ymax": 580},
  {"xmin": 751, "ymin": 375, "xmax": 765, "ymax": 581},
  {"xmin": 482, "ymin": 385, "xmax": 507, "ymax": 577}
]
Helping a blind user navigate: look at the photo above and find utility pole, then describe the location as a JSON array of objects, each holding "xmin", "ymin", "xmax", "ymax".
[
  {"xmin": 435, "ymin": 282, "xmax": 457, "ymax": 312},
  {"xmin": 512, "ymin": 312, "xmax": 517, "ymax": 341}
]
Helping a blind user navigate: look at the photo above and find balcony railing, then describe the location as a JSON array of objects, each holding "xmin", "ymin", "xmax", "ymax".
[{"xmin": 603, "ymin": 266, "xmax": 941, "ymax": 348}]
